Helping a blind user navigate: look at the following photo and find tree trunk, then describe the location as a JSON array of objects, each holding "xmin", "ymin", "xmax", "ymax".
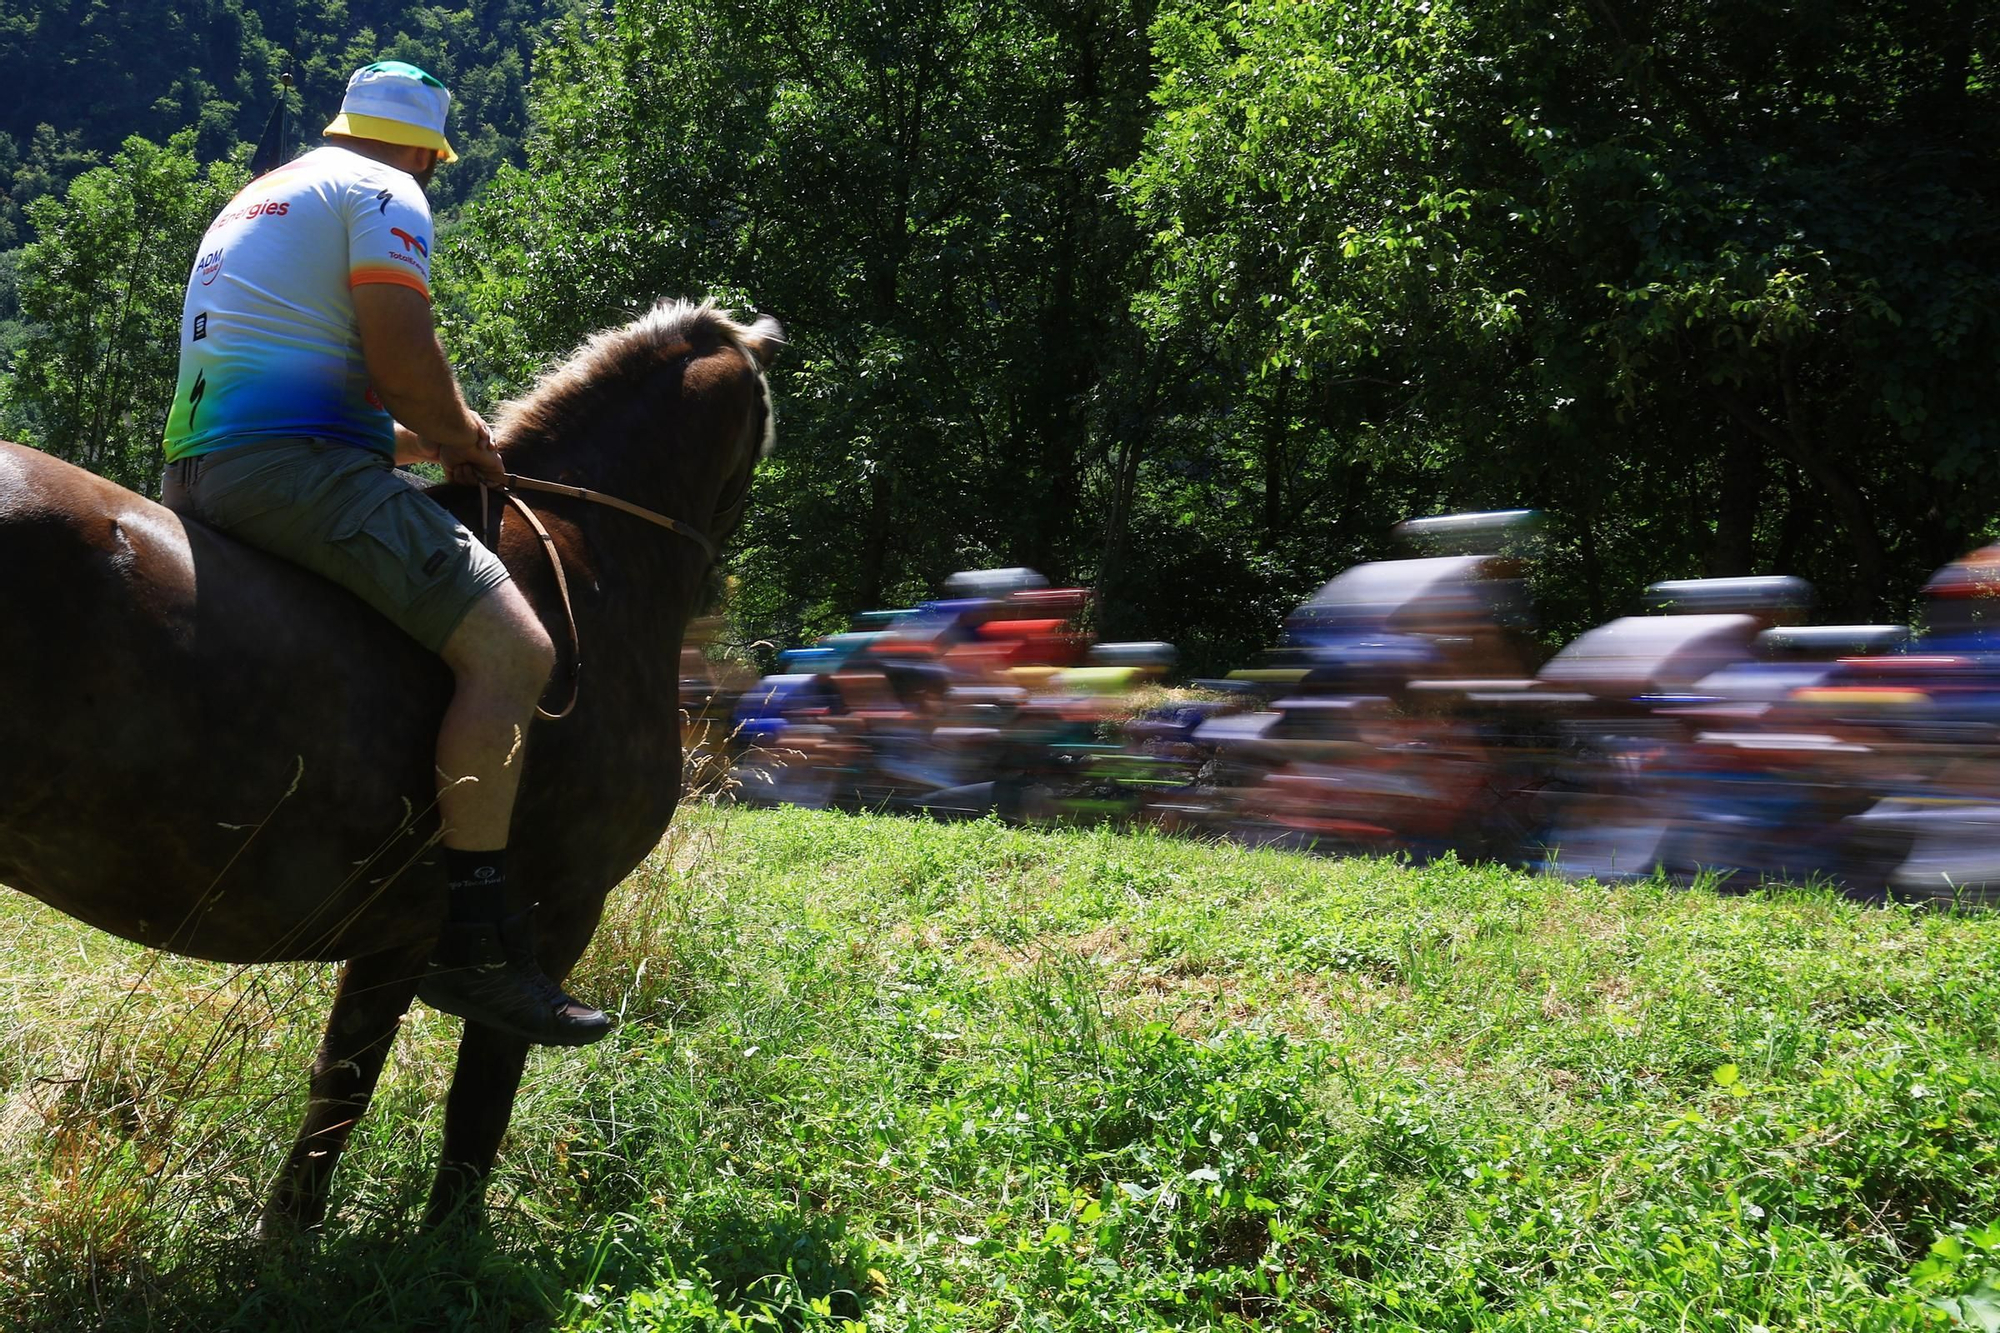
[
  {"xmin": 1703, "ymin": 430, "xmax": 1764, "ymax": 577},
  {"xmin": 1261, "ymin": 367, "xmax": 1291, "ymax": 551},
  {"xmin": 1719, "ymin": 374, "xmax": 1886, "ymax": 618},
  {"xmin": 1769, "ymin": 476, "xmax": 1812, "ymax": 576},
  {"xmin": 1579, "ymin": 511, "xmax": 1606, "ymax": 625},
  {"xmin": 1095, "ymin": 431, "xmax": 1145, "ymax": 637},
  {"xmin": 855, "ymin": 466, "xmax": 894, "ymax": 610}
]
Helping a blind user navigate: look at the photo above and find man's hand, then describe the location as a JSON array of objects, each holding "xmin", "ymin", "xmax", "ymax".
[
  {"xmin": 439, "ymin": 416, "xmax": 505, "ymax": 488},
  {"xmin": 395, "ymin": 420, "xmax": 503, "ymax": 485}
]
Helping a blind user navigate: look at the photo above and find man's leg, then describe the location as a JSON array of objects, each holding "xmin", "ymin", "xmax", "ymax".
[
  {"xmin": 417, "ymin": 583, "xmax": 613, "ymax": 1046},
  {"xmin": 169, "ymin": 439, "xmax": 611, "ymax": 1045},
  {"xmin": 434, "ymin": 583, "xmax": 552, "ymax": 850}
]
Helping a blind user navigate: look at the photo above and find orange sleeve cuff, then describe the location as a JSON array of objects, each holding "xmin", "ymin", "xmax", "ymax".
[{"xmin": 349, "ymin": 267, "xmax": 432, "ymax": 298}]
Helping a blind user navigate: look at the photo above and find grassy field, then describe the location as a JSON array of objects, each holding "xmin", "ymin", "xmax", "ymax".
[{"xmin": 2, "ymin": 806, "xmax": 1998, "ymax": 1331}]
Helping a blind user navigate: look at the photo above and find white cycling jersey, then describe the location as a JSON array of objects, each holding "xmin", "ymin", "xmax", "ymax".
[{"xmin": 163, "ymin": 145, "xmax": 435, "ymax": 461}]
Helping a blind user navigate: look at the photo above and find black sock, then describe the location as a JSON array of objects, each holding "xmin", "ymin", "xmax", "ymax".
[{"xmin": 443, "ymin": 848, "xmax": 508, "ymax": 925}]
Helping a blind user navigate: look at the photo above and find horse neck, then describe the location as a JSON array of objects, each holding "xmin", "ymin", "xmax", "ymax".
[
  {"xmin": 502, "ymin": 403, "xmax": 708, "ymax": 510},
  {"xmin": 499, "ymin": 424, "xmax": 716, "ymax": 664}
]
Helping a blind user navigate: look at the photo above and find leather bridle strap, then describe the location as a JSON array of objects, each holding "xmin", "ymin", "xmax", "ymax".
[
  {"xmin": 476, "ymin": 472, "xmax": 717, "ymax": 721},
  {"xmin": 503, "ymin": 473, "xmax": 718, "ymax": 562}
]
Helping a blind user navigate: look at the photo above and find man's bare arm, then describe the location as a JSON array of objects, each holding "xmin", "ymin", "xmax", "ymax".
[
  {"xmin": 352, "ymin": 283, "xmax": 502, "ymax": 485},
  {"xmin": 392, "ymin": 424, "xmax": 439, "ymax": 466}
]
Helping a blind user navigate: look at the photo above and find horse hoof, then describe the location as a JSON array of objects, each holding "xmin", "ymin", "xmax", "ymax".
[
  {"xmin": 421, "ymin": 1198, "xmax": 486, "ymax": 1237},
  {"xmin": 253, "ymin": 1206, "xmax": 317, "ymax": 1255}
]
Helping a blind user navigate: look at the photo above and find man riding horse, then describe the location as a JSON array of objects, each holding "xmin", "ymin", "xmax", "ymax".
[{"xmin": 160, "ymin": 61, "xmax": 609, "ymax": 1046}]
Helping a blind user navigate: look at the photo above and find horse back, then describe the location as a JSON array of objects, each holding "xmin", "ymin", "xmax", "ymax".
[{"xmin": 0, "ymin": 442, "xmax": 452, "ymax": 962}]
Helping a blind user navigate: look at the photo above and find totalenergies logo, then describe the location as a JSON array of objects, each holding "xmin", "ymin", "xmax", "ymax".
[
  {"xmin": 389, "ymin": 227, "xmax": 428, "ymax": 260},
  {"xmin": 215, "ymin": 198, "xmax": 290, "ymax": 226},
  {"xmin": 197, "ymin": 249, "xmax": 224, "ymax": 286}
]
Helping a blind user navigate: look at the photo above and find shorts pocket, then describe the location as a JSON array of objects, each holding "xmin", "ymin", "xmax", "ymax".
[{"xmin": 328, "ymin": 485, "xmax": 471, "ymax": 609}]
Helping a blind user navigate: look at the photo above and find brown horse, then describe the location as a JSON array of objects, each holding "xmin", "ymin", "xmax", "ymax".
[{"xmin": 0, "ymin": 298, "xmax": 781, "ymax": 1234}]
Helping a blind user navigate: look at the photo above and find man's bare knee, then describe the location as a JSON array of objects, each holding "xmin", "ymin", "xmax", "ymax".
[{"xmin": 441, "ymin": 586, "xmax": 555, "ymax": 698}]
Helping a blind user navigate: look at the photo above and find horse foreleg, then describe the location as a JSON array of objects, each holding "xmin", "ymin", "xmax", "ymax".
[
  {"xmin": 423, "ymin": 903, "xmax": 606, "ymax": 1230},
  {"xmin": 421, "ymin": 1021, "xmax": 530, "ymax": 1230},
  {"xmin": 259, "ymin": 945, "xmax": 427, "ymax": 1240}
]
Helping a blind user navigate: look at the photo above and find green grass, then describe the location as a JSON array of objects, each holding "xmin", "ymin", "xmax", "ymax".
[{"xmin": 3, "ymin": 806, "xmax": 1999, "ymax": 1330}]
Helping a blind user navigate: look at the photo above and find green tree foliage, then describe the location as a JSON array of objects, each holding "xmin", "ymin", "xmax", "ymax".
[
  {"xmin": 448, "ymin": 0, "xmax": 1161, "ymax": 647},
  {"xmin": 1120, "ymin": 0, "xmax": 2000, "ymax": 625},
  {"xmin": 453, "ymin": 0, "xmax": 1995, "ymax": 660},
  {"xmin": 4, "ymin": 0, "xmax": 1992, "ymax": 666},
  {"xmin": 1, "ymin": 133, "xmax": 242, "ymax": 493}
]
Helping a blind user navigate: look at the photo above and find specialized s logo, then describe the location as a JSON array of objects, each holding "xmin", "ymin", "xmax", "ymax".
[
  {"xmin": 376, "ymin": 189, "xmax": 394, "ymax": 215},
  {"xmin": 197, "ymin": 249, "xmax": 224, "ymax": 286},
  {"xmin": 389, "ymin": 227, "xmax": 429, "ymax": 259}
]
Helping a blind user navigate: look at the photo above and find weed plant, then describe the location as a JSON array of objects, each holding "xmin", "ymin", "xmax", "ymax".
[{"xmin": 1, "ymin": 807, "xmax": 1997, "ymax": 1330}]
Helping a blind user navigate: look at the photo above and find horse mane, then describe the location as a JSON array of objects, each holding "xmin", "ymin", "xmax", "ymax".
[{"xmin": 494, "ymin": 299, "xmax": 783, "ymax": 457}]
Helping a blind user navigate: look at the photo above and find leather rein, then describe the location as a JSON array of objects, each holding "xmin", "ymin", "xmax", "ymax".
[{"xmin": 478, "ymin": 472, "xmax": 720, "ymax": 721}]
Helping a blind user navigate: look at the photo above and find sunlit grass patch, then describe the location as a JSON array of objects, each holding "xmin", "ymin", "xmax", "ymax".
[{"xmin": 2, "ymin": 805, "xmax": 1999, "ymax": 1330}]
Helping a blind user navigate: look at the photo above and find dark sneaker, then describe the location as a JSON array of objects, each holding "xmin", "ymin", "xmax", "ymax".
[{"xmin": 418, "ymin": 912, "xmax": 614, "ymax": 1047}]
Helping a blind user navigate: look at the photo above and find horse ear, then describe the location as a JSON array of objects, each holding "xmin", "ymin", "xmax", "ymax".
[{"xmin": 741, "ymin": 315, "xmax": 786, "ymax": 369}]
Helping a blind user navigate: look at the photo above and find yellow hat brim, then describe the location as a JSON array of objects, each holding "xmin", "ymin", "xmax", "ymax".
[{"xmin": 323, "ymin": 112, "xmax": 458, "ymax": 164}]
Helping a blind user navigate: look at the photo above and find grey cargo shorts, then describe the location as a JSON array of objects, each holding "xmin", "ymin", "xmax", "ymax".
[{"xmin": 162, "ymin": 437, "xmax": 511, "ymax": 653}]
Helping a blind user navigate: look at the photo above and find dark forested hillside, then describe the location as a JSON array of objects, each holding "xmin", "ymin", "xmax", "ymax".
[{"xmin": 0, "ymin": 0, "xmax": 568, "ymax": 240}]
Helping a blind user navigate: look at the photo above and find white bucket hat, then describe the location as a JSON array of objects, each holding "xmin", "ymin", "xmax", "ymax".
[{"xmin": 323, "ymin": 61, "xmax": 457, "ymax": 163}]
